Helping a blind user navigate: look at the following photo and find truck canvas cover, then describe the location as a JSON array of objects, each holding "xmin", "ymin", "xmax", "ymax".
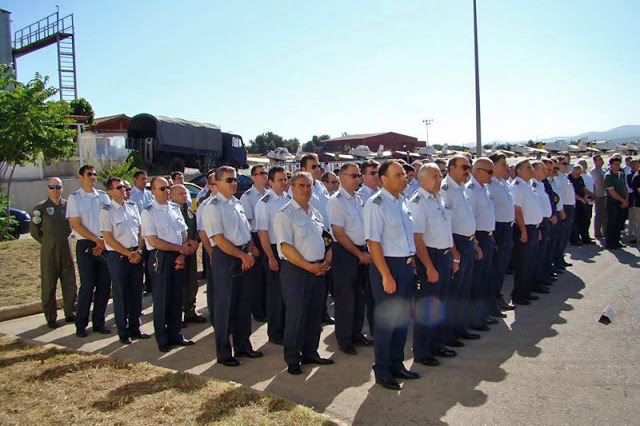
[{"xmin": 127, "ymin": 113, "xmax": 222, "ymax": 154}]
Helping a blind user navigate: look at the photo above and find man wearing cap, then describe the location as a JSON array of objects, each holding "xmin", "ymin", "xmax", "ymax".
[
  {"xmin": 365, "ymin": 160, "xmax": 420, "ymax": 390},
  {"xmin": 66, "ymin": 165, "xmax": 112, "ymax": 337},
  {"xmin": 409, "ymin": 164, "xmax": 459, "ymax": 367},
  {"xmin": 30, "ymin": 177, "xmax": 77, "ymax": 329},
  {"xmin": 201, "ymin": 166, "xmax": 262, "ymax": 366},
  {"xmin": 274, "ymin": 171, "xmax": 333, "ymax": 376},
  {"xmin": 100, "ymin": 177, "xmax": 149, "ymax": 344},
  {"xmin": 604, "ymin": 156, "xmax": 629, "ymax": 249}
]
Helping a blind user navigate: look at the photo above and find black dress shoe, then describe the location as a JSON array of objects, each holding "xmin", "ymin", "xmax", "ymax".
[
  {"xmin": 583, "ymin": 239, "xmax": 596, "ymax": 245},
  {"xmin": 339, "ymin": 345, "xmax": 357, "ymax": 355},
  {"xmin": 376, "ymin": 377, "xmax": 401, "ymax": 390},
  {"xmin": 490, "ymin": 311, "xmax": 508, "ymax": 318},
  {"xmin": 446, "ymin": 339, "xmax": 465, "ymax": 348},
  {"xmin": 500, "ymin": 300, "xmax": 516, "ymax": 311},
  {"xmin": 172, "ymin": 337, "xmax": 195, "ymax": 346},
  {"xmin": 287, "ymin": 364, "xmax": 302, "ymax": 375},
  {"xmin": 159, "ymin": 345, "xmax": 171, "ymax": 353},
  {"xmin": 392, "ymin": 369, "xmax": 420, "ymax": 380},
  {"xmin": 322, "ymin": 314, "xmax": 335, "ymax": 325},
  {"xmin": 93, "ymin": 326, "xmax": 111, "ymax": 335},
  {"xmin": 561, "ymin": 261, "xmax": 573, "ymax": 267},
  {"xmin": 415, "ymin": 357, "xmax": 440, "ymax": 367},
  {"xmin": 120, "ymin": 337, "xmax": 133, "ymax": 345},
  {"xmin": 460, "ymin": 332, "xmax": 481, "ymax": 340},
  {"xmin": 65, "ymin": 315, "xmax": 76, "ymax": 323},
  {"xmin": 269, "ymin": 337, "xmax": 284, "ymax": 345},
  {"xmin": 512, "ymin": 297, "xmax": 531, "ymax": 305},
  {"xmin": 218, "ymin": 357, "xmax": 240, "ymax": 367},
  {"xmin": 235, "ymin": 349, "xmax": 263, "ymax": 358},
  {"xmin": 253, "ymin": 315, "xmax": 267, "ymax": 323},
  {"xmin": 471, "ymin": 325, "xmax": 490, "ymax": 332},
  {"xmin": 485, "ymin": 318, "xmax": 500, "ymax": 325},
  {"xmin": 301, "ymin": 357, "xmax": 334, "ymax": 365},
  {"xmin": 76, "ymin": 328, "xmax": 88, "ymax": 338},
  {"xmin": 184, "ymin": 314, "xmax": 207, "ymax": 324},
  {"xmin": 47, "ymin": 321, "xmax": 58, "ymax": 329},
  {"xmin": 433, "ymin": 348, "xmax": 457, "ymax": 358},
  {"xmin": 353, "ymin": 336, "xmax": 374, "ymax": 346},
  {"xmin": 531, "ymin": 287, "xmax": 550, "ymax": 294},
  {"xmin": 527, "ymin": 294, "xmax": 540, "ymax": 301},
  {"xmin": 130, "ymin": 331, "xmax": 151, "ymax": 339}
]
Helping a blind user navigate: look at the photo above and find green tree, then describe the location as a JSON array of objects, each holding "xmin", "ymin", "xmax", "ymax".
[
  {"xmin": 69, "ymin": 98, "xmax": 95, "ymax": 124},
  {"xmin": 304, "ymin": 134, "xmax": 330, "ymax": 152},
  {"xmin": 0, "ymin": 64, "xmax": 76, "ymax": 239},
  {"xmin": 96, "ymin": 156, "xmax": 138, "ymax": 188},
  {"xmin": 248, "ymin": 132, "xmax": 300, "ymax": 154}
]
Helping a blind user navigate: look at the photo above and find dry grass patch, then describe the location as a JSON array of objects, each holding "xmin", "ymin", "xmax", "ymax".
[{"xmin": 0, "ymin": 335, "xmax": 333, "ymax": 425}]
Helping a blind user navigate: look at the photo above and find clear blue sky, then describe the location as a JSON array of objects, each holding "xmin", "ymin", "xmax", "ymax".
[{"xmin": 2, "ymin": 0, "xmax": 639, "ymax": 146}]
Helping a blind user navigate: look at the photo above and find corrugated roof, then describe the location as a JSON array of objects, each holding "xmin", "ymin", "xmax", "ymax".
[
  {"xmin": 94, "ymin": 114, "xmax": 130, "ymax": 125},
  {"xmin": 326, "ymin": 132, "xmax": 389, "ymax": 142}
]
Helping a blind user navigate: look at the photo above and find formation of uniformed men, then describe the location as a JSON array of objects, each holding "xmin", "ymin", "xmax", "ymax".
[{"xmin": 33, "ymin": 150, "xmax": 638, "ymax": 390}]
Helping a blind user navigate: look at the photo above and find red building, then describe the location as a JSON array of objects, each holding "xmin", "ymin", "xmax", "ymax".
[{"xmin": 323, "ymin": 132, "xmax": 419, "ymax": 152}]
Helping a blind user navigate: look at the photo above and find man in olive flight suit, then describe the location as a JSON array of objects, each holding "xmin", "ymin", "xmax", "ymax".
[{"xmin": 30, "ymin": 177, "xmax": 77, "ymax": 328}]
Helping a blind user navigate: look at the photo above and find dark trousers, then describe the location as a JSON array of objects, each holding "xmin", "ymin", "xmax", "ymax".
[
  {"xmin": 534, "ymin": 218, "xmax": 551, "ymax": 287},
  {"xmin": 545, "ymin": 216, "xmax": 560, "ymax": 272},
  {"xmin": 250, "ymin": 232, "xmax": 267, "ymax": 319},
  {"xmin": 331, "ymin": 243, "xmax": 367, "ymax": 348},
  {"xmin": 263, "ymin": 244, "xmax": 285, "ymax": 341},
  {"xmin": 143, "ymin": 246, "xmax": 153, "ymax": 292},
  {"xmin": 555, "ymin": 204, "xmax": 575, "ymax": 263},
  {"xmin": 445, "ymin": 235, "xmax": 475, "ymax": 338},
  {"xmin": 150, "ymin": 250, "xmax": 185, "ymax": 348},
  {"xmin": 281, "ymin": 260, "xmax": 326, "ymax": 367},
  {"xmin": 490, "ymin": 222, "xmax": 513, "ymax": 309},
  {"xmin": 75, "ymin": 239, "xmax": 111, "ymax": 331},
  {"xmin": 106, "ymin": 251, "xmax": 143, "ymax": 339},
  {"xmin": 413, "ymin": 248, "xmax": 452, "ymax": 360},
  {"xmin": 606, "ymin": 200, "xmax": 624, "ymax": 247},
  {"xmin": 212, "ymin": 246, "xmax": 253, "ymax": 360},
  {"xmin": 40, "ymin": 236, "xmax": 76, "ymax": 322},
  {"xmin": 594, "ymin": 197, "xmax": 607, "ymax": 237},
  {"xmin": 572, "ymin": 201, "xmax": 591, "ymax": 242},
  {"xmin": 512, "ymin": 225, "xmax": 539, "ymax": 300},
  {"xmin": 370, "ymin": 256, "xmax": 413, "ymax": 380},
  {"xmin": 182, "ymin": 253, "xmax": 198, "ymax": 317},
  {"xmin": 471, "ymin": 231, "xmax": 494, "ymax": 328},
  {"xmin": 203, "ymin": 248, "xmax": 214, "ymax": 325}
]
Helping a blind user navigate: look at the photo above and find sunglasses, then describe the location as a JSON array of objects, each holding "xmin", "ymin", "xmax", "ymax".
[
  {"xmin": 310, "ymin": 164, "xmax": 320, "ymax": 170},
  {"xmin": 252, "ymin": 171, "xmax": 268, "ymax": 176},
  {"xmin": 368, "ymin": 171, "xmax": 379, "ymax": 176},
  {"xmin": 224, "ymin": 177, "xmax": 238, "ymax": 183},
  {"xmin": 553, "ymin": 167, "xmax": 560, "ymax": 171},
  {"xmin": 561, "ymin": 162, "xmax": 569, "ymax": 165},
  {"xmin": 125, "ymin": 188, "xmax": 132, "ymax": 192},
  {"xmin": 85, "ymin": 172, "xmax": 98, "ymax": 177},
  {"xmin": 459, "ymin": 165, "xmax": 471, "ymax": 171},
  {"xmin": 158, "ymin": 186, "xmax": 171, "ymax": 191},
  {"xmin": 110, "ymin": 185, "xmax": 126, "ymax": 190},
  {"xmin": 342, "ymin": 173, "xmax": 362, "ymax": 179},
  {"xmin": 47, "ymin": 185, "xmax": 62, "ymax": 190},
  {"xmin": 477, "ymin": 168, "xmax": 494, "ymax": 175}
]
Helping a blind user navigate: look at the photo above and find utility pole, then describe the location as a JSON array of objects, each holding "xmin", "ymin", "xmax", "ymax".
[
  {"xmin": 473, "ymin": 0, "xmax": 482, "ymax": 156},
  {"xmin": 423, "ymin": 119, "xmax": 433, "ymax": 146}
]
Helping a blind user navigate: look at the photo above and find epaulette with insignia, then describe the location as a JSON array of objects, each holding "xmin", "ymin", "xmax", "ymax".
[
  {"xmin": 168, "ymin": 201, "xmax": 179, "ymax": 207},
  {"xmin": 441, "ymin": 184, "xmax": 449, "ymax": 191},
  {"xmin": 514, "ymin": 180, "xmax": 520, "ymax": 185},
  {"xmin": 411, "ymin": 195, "xmax": 420, "ymax": 203},
  {"xmin": 102, "ymin": 204, "xmax": 111, "ymax": 211},
  {"xmin": 211, "ymin": 198, "xmax": 220, "ymax": 205},
  {"xmin": 372, "ymin": 195, "xmax": 382, "ymax": 205},
  {"xmin": 260, "ymin": 194, "xmax": 271, "ymax": 203},
  {"xmin": 97, "ymin": 189, "xmax": 107, "ymax": 195},
  {"xmin": 532, "ymin": 182, "xmax": 537, "ymax": 188},
  {"xmin": 468, "ymin": 183, "xmax": 475, "ymax": 190},
  {"xmin": 144, "ymin": 204, "xmax": 153, "ymax": 211},
  {"xmin": 335, "ymin": 192, "xmax": 342, "ymax": 198},
  {"xmin": 125, "ymin": 200, "xmax": 136, "ymax": 206}
]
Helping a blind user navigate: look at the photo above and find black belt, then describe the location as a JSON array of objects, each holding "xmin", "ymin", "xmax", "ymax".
[
  {"xmin": 309, "ymin": 259, "xmax": 324, "ymax": 264},
  {"xmin": 127, "ymin": 246, "xmax": 138, "ymax": 251},
  {"xmin": 525, "ymin": 224, "xmax": 540, "ymax": 229},
  {"xmin": 453, "ymin": 233, "xmax": 474, "ymax": 241},
  {"xmin": 496, "ymin": 221, "xmax": 514, "ymax": 227},
  {"xmin": 476, "ymin": 230, "xmax": 493, "ymax": 236},
  {"xmin": 355, "ymin": 244, "xmax": 367, "ymax": 251},
  {"xmin": 235, "ymin": 243, "xmax": 248, "ymax": 252},
  {"xmin": 427, "ymin": 247, "xmax": 450, "ymax": 255}
]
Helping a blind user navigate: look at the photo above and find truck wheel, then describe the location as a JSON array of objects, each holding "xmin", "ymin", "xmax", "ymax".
[{"xmin": 169, "ymin": 158, "xmax": 186, "ymax": 173}]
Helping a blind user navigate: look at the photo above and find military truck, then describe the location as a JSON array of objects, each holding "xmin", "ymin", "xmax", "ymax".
[{"xmin": 126, "ymin": 113, "xmax": 248, "ymax": 173}]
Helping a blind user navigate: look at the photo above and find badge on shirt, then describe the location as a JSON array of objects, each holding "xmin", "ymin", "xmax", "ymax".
[{"xmin": 46, "ymin": 207, "xmax": 55, "ymax": 216}]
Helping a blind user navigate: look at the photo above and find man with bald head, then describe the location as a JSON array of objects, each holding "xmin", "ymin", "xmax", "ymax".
[{"xmin": 30, "ymin": 177, "xmax": 77, "ymax": 328}]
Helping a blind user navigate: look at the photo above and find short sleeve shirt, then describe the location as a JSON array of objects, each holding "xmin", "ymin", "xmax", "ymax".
[
  {"xmin": 510, "ymin": 177, "xmax": 543, "ymax": 225},
  {"xmin": 140, "ymin": 200, "xmax": 188, "ymax": 250},
  {"xmin": 201, "ymin": 193, "xmax": 252, "ymax": 247},
  {"xmin": 326, "ymin": 187, "xmax": 366, "ymax": 246},
  {"xmin": 66, "ymin": 188, "xmax": 111, "ymax": 239},
  {"xmin": 364, "ymin": 188, "xmax": 415, "ymax": 257},
  {"xmin": 100, "ymin": 200, "xmax": 141, "ymax": 250},
  {"xmin": 466, "ymin": 176, "xmax": 496, "ymax": 232},
  {"xmin": 255, "ymin": 190, "xmax": 291, "ymax": 244},
  {"xmin": 439, "ymin": 174, "xmax": 476, "ymax": 237},
  {"xmin": 240, "ymin": 185, "xmax": 267, "ymax": 232},
  {"xmin": 273, "ymin": 199, "xmax": 326, "ymax": 262},
  {"xmin": 409, "ymin": 187, "xmax": 453, "ymax": 250}
]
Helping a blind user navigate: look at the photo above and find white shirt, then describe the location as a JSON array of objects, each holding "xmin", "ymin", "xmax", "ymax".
[
  {"xmin": 581, "ymin": 171, "xmax": 595, "ymax": 194},
  {"xmin": 466, "ymin": 176, "xmax": 496, "ymax": 232},
  {"xmin": 196, "ymin": 195, "xmax": 214, "ymax": 231},
  {"xmin": 364, "ymin": 188, "xmax": 415, "ymax": 257},
  {"xmin": 255, "ymin": 190, "xmax": 291, "ymax": 244},
  {"xmin": 240, "ymin": 185, "xmax": 267, "ymax": 232},
  {"xmin": 530, "ymin": 178, "xmax": 552, "ymax": 218},
  {"xmin": 200, "ymin": 193, "xmax": 251, "ymax": 247},
  {"xmin": 273, "ymin": 199, "xmax": 326, "ymax": 262},
  {"xmin": 440, "ymin": 174, "xmax": 476, "ymax": 237},
  {"xmin": 548, "ymin": 178, "xmax": 564, "ymax": 210},
  {"xmin": 357, "ymin": 184, "xmax": 378, "ymax": 202},
  {"xmin": 66, "ymin": 188, "xmax": 111, "ymax": 239},
  {"xmin": 488, "ymin": 177, "xmax": 515, "ymax": 222},
  {"xmin": 312, "ymin": 180, "xmax": 331, "ymax": 231},
  {"xmin": 403, "ymin": 178, "xmax": 419, "ymax": 199},
  {"xmin": 130, "ymin": 186, "xmax": 153, "ymax": 214},
  {"xmin": 510, "ymin": 177, "xmax": 543, "ymax": 225},
  {"xmin": 554, "ymin": 172, "xmax": 576, "ymax": 206},
  {"xmin": 327, "ymin": 187, "xmax": 366, "ymax": 246},
  {"xmin": 409, "ymin": 187, "xmax": 453, "ymax": 250},
  {"xmin": 100, "ymin": 200, "xmax": 141, "ymax": 250},
  {"xmin": 140, "ymin": 200, "xmax": 188, "ymax": 250}
]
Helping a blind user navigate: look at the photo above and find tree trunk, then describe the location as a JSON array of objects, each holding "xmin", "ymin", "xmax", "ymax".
[{"xmin": 0, "ymin": 164, "xmax": 17, "ymax": 241}]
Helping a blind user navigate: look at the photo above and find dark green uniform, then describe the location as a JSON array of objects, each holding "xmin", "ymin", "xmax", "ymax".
[
  {"xmin": 30, "ymin": 198, "xmax": 77, "ymax": 322},
  {"xmin": 180, "ymin": 202, "xmax": 200, "ymax": 319}
]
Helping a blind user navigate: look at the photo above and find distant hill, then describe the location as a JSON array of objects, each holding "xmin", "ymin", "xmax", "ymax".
[{"xmin": 499, "ymin": 125, "xmax": 640, "ymax": 146}]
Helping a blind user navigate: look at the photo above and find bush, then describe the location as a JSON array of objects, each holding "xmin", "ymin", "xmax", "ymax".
[
  {"xmin": 0, "ymin": 194, "xmax": 18, "ymax": 241},
  {"xmin": 96, "ymin": 156, "xmax": 139, "ymax": 188}
]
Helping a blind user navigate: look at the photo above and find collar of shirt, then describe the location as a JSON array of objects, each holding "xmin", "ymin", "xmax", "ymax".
[
  {"xmin": 338, "ymin": 187, "xmax": 357, "ymax": 200},
  {"xmin": 215, "ymin": 193, "xmax": 231, "ymax": 204},
  {"xmin": 152, "ymin": 200, "xmax": 170, "ymax": 211},
  {"xmin": 111, "ymin": 200, "xmax": 125, "ymax": 210},
  {"xmin": 417, "ymin": 186, "xmax": 438, "ymax": 202},
  {"xmin": 514, "ymin": 176, "xmax": 528, "ymax": 186},
  {"xmin": 445, "ymin": 174, "xmax": 465, "ymax": 191},
  {"xmin": 530, "ymin": 178, "xmax": 542, "ymax": 187},
  {"xmin": 380, "ymin": 187, "xmax": 401, "ymax": 203},
  {"xmin": 470, "ymin": 175, "xmax": 484, "ymax": 189},
  {"xmin": 80, "ymin": 188, "xmax": 98, "ymax": 197}
]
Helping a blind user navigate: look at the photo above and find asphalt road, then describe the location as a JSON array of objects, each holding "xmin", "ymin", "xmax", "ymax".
[{"xmin": 1, "ymin": 241, "xmax": 639, "ymax": 425}]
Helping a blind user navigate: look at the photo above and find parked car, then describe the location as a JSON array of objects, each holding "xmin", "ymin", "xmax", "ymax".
[
  {"xmin": 189, "ymin": 173, "xmax": 252, "ymax": 199},
  {"xmin": 183, "ymin": 182, "xmax": 201, "ymax": 211},
  {"xmin": 8, "ymin": 208, "xmax": 31, "ymax": 239}
]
